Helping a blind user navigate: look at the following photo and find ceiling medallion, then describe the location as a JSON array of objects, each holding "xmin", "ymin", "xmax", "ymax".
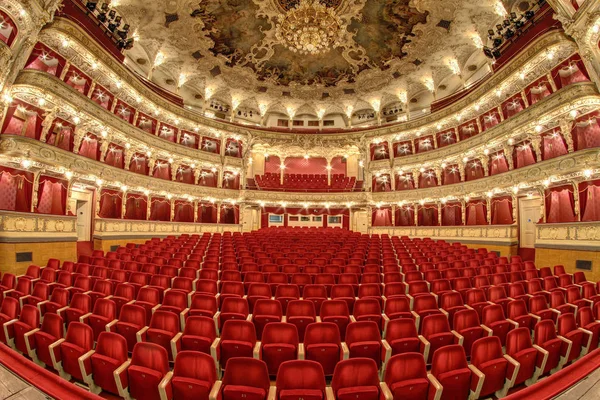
[{"xmin": 275, "ymin": 0, "xmax": 344, "ymax": 55}]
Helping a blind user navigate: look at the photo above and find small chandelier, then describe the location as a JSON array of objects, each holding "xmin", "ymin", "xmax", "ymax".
[{"xmin": 275, "ymin": 0, "xmax": 344, "ymax": 55}]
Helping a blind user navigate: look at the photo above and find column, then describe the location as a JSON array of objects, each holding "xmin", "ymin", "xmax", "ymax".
[
  {"xmin": 390, "ymin": 171, "xmax": 396, "ymax": 191},
  {"xmin": 31, "ymin": 171, "xmax": 41, "ymax": 212},
  {"xmin": 457, "ymin": 161, "xmax": 466, "ymax": 182},
  {"xmin": 454, "ymin": 127, "xmax": 460, "ymax": 142},
  {"xmin": 530, "ymin": 136, "xmax": 543, "ymax": 163},
  {"xmin": 437, "ymin": 203, "xmax": 442, "ymax": 226},
  {"xmin": 560, "ymin": 119, "xmax": 575, "ymax": 153},
  {"xmin": 96, "ymin": 188, "xmax": 103, "ymax": 218},
  {"xmin": 170, "ymin": 198, "xmax": 175, "ymax": 222},
  {"xmin": 171, "ymin": 162, "xmax": 180, "ymax": 181},
  {"xmin": 572, "ymin": 181, "xmax": 581, "ymax": 221},
  {"xmin": 39, "ymin": 110, "xmax": 58, "ymax": 143},
  {"xmin": 147, "ymin": 196, "xmax": 152, "ymax": 221},
  {"xmin": 434, "ymin": 167, "xmax": 442, "ymax": 186},
  {"xmin": 367, "ymin": 206, "xmax": 372, "ymax": 230},
  {"xmin": 414, "ymin": 205, "xmax": 419, "ymax": 227},
  {"xmin": 147, "ymin": 157, "xmax": 157, "ymax": 178},
  {"xmin": 123, "ymin": 147, "xmax": 133, "ymax": 171},
  {"xmin": 327, "ymin": 159, "xmax": 332, "ymax": 186},
  {"xmin": 410, "ymin": 139, "xmax": 416, "ymax": 154},
  {"xmin": 193, "ymin": 200, "xmax": 198, "ymax": 222},
  {"xmin": 218, "ymin": 167, "xmax": 224, "ymax": 188},
  {"xmin": 432, "ymin": 134, "xmax": 438, "ymax": 149},
  {"xmin": 486, "ymin": 198, "xmax": 492, "ymax": 224},
  {"xmin": 461, "ymin": 200, "xmax": 466, "ymax": 226},
  {"xmin": 520, "ymin": 90, "xmax": 529, "ymax": 108},
  {"xmin": 411, "ymin": 168, "xmax": 420, "ymax": 189},
  {"xmin": 481, "ymin": 157, "xmax": 489, "ymax": 177},
  {"xmin": 279, "ymin": 160, "xmax": 284, "ymax": 185},
  {"xmin": 58, "ymin": 61, "xmax": 71, "ymax": 81},
  {"xmin": 217, "ymin": 202, "xmax": 222, "ymax": 223},
  {"xmin": 391, "ymin": 205, "xmax": 396, "ymax": 226},
  {"xmin": 121, "ymin": 192, "xmax": 127, "ymax": 219},
  {"xmin": 511, "ymin": 194, "xmax": 518, "ymax": 223},
  {"xmin": 87, "ymin": 82, "xmax": 97, "ymax": 99},
  {"xmin": 194, "ymin": 168, "xmax": 201, "ymax": 185},
  {"xmin": 503, "ymin": 145, "xmax": 514, "ymax": 170},
  {"xmin": 99, "ymin": 137, "xmax": 110, "ymax": 162},
  {"xmin": 497, "ymin": 106, "xmax": 504, "ymax": 122}
]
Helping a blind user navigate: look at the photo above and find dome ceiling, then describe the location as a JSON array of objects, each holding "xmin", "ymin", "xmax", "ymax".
[{"xmin": 117, "ymin": 0, "xmax": 511, "ymax": 120}]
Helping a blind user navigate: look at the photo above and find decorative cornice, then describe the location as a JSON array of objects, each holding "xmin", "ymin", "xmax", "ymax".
[
  {"xmin": 536, "ymin": 221, "xmax": 600, "ymax": 249},
  {"xmin": 368, "ymin": 225, "xmax": 518, "ymax": 245},
  {"xmin": 0, "ymin": 210, "xmax": 77, "ymax": 242},
  {"xmin": 94, "ymin": 218, "xmax": 242, "ymax": 239}
]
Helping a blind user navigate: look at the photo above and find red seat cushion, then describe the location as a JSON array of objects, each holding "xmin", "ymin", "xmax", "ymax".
[
  {"xmin": 390, "ymin": 378, "xmax": 430, "ymax": 400},
  {"xmin": 172, "ymin": 377, "xmax": 212, "ymax": 400},
  {"xmin": 337, "ymin": 386, "xmax": 379, "ymax": 400},
  {"xmin": 279, "ymin": 389, "xmax": 323, "ymax": 400},
  {"xmin": 223, "ymin": 385, "xmax": 266, "ymax": 400},
  {"xmin": 128, "ymin": 365, "xmax": 163, "ymax": 400}
]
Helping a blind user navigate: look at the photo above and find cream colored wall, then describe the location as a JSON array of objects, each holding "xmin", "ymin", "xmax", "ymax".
[{"xmin": 346, "ymin": 155, "xmax": 358, "ymax": 178}]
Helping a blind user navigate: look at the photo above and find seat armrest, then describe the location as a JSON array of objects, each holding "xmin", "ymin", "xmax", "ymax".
[
  {"xmin": 253, "ymin": 341, "xmax": 261, "ymax": 359},
  {"xmin": 468, "ymin": 364, "xmax": 485, "ymax": 400},
  {"xmin": 56, "ymin": 305, "xmax": 70, "ymax": 317},
  {"xmin": 407, "ymin": 294, "xmax": 414, "ymax": 309},
  {"xmin": 180, "ymin": 308, "xmax": 189, "ymax": 331},
  {"xmin": 316, "ymin": 316, "xmax": 321, "ymax": 323},
  {"xmin": 439, "ymin": 308, "xmax": 449, "ymax": 317},
  {"xmin": 341, "ymin": 342, "xmax": 349, "ymax": 360},
  {"xmin": 210, "ymin": 338, "xmax": 221, "ymax": 373},
  {"xmin": 579, "ymin": 327, "xmax": 594, "ymax": 355},
  {"xmin": 427, "ymin": 373, "xmax": 443, "ymax": 400},
  {"xmin": 106, "ymin": 319, "xmax": 119, "ymax": 332},
  {"xmin": 213, "ymin": 311, "xmax": 221, "ymax": 335},
  {"xmin": 208, "ymin": 381, "xmax": 222, "ymax": 400},
  {"xmin": 79, "ymin": 312, "xmax": 93, "ymax": 324},
  {"xmin": 298, "ymin": 343, "xmax": 305, "ymax": 360},
  {"xmin": 411, "ymin": 311, "xmax": 421, "ymax": 331},
  {"xmin": 113, "ymin": 359, "xmax": 131, "ymax": 399},
  {"xmin": 452, "ymin": 330, "xmax": 464, "ymax": 346},
  {"xmin": 24, "ymin": 328, "xmax": 40, "ymax": 359},
  {"xmin": 507, "ymin": 318, "xmax": 519, "ymax": 328},
  {"xmin": 19, "ymin": 295, "xmax": 31, "ymax": 309},
  {"xmin": 158, "ymin": 371, "xmax": 174, "ymax": 400},
  {"xmin": 418, "ymin": 335, "xmax": 430, "ymax": 363},
  {"xmin": 267, "ymin": 386, "xmax": 277, "ymax": 400},
  {"xmin": 152, "ymin": 303, "xmax": 161, "ymax": 314},
  {"xmin": 481, "ymin": 324, "xmax": 493, "ymax": 336},
  {"xmin": 78, "ymin": 349, "xmax": 96, "ymax": 386},
  {"xmin": 136, "ymin": 326, "xmax": 149, "ymax": 343},
  {"xmin": 557, "ymin": 335, "xmax": 572, "ymax": 365},
  {"xmin": 3, "ymin": 289, "xmax": 15, "ymax": 298},
  {"xmin": 528, "ymin": 313, "xmax": 541, "ymax": 323},
  {"xmin": 532, "ymin": 344, "xmax": 549, "ymax": 375},
  {"xmin": 49, "ymin": 338, "xmax": 65, "ymax": 371},
  {"xmin": 382, "ymin": 339, "xmax": 392, "ymax": 364},
  {"xmin": 349, "ymin": 315, "xmax": 357, "ymax": 323},
  {"xmin": 170, "ymin": 332, "xmax": 183, "ymax": 360},
  {"xmin": 325, "ymin": 387, "xmax": 335, "ymax": 400},
  {"xmin": 3, "ymin": 319, "xmax": 18, "ymax": 345},
  {"xmin": 36, "ymin": 300, "xmax": 49, "ymax": 315},
  {"xmin": 504, "ymin": 354, "xmax": 520, "ymax": 391},
  {"xmin": 246, "ymin": 314, "xmax": 253, "ymax": 322},
  {"xmin": 382, "ymin": 314, "xmax": 390, "ymax": 337},
  {"xmin": 380, "ymin": 382, "xmax": 393, "ymax": 400}
]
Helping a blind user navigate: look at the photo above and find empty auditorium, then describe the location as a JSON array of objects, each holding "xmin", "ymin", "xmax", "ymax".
[{"xmin": 2, "ymin": 0, "xmax": 600, "ymax": 399}]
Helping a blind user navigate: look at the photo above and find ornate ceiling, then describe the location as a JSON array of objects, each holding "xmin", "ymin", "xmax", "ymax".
[{"xmin": 117, "ymin": 0, "xmax": 515, "ymax": 121}]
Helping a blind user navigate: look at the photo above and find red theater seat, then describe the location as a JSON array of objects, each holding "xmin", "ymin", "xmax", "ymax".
[
  {"xmin": 471, "ymin": 336, "xmax": 519, "ymax": 397},
  {"xmin": 274, "ymin": 360, "xmax": 326, "ymax": 400},
  {"xmin": 50, "ymin": 322, "xmax": 94, "ymax": 380},
  {"xmin": 109, "ymin": 303, "xmax": 146, "ymax": 352},
  {"xmin": 304, "ymin": 322, "xmax": 346, "ymax": 376},
  {"xmin": 285, "ymin": 300, "xmax": 316, "ymax": 342},
  {"xmin": 159, "ymin": 351, "xmax": 220, "ymax": 400},
  {"xmin": 258, "ymin": 322, "xmax": 300, "ymax": 375},
  {"xmin": 137, "ymin": 310, "xmax": 181, "ymax": 361},
  {"xmin": 211, "ymin": 319, "xmax": 257, "ymax": 373},
  {"xmin": 330, "ymin": 358, "xmax": 382, "ymax": 400},
  {"xmin": 320, "ymin": 300, "xmax": 351, "ymax": 340},
  {"xmin": 217, "ymin": 357, "xmax": 271, "ymax": 400},
  {"xmin": 505, "ymin": 327, "xmax": 547, "ymax": 386},
  {"xmin": 430, "ymin": 345, "xmax": 484, "ymax": 400},
  {"xmin": 114, "ymin": 342, "xmax": 170, "ymax": 400},
  {"xmin": 79, "ymin": 331, "xmax": 128, "ymax": 395},
  {"xmin": 80, "ymin": 297, "xmax": 117, "ymax": 340},
  {"xmin": 382, "ymin": 353, "xmax": 442, "ymax": 400},
  {"xmin": 26, "ymin": 312, "xmax": 64, "ymax": 368}
]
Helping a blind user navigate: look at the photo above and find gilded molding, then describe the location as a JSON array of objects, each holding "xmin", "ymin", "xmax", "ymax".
[
  {"xmin": 536, "ymin": 221, "xmax": 600, "ymax": 248},
  {"xmin": 0, "ymin": 210, "xmax": 77, "ymax": 241},
  {"xmin": 94, "ymin": 218, "xmax": 242, "ymax": 238},
  {"xmin": 368, "ymin": 225, "xmax": 518, "ymax": 244}
]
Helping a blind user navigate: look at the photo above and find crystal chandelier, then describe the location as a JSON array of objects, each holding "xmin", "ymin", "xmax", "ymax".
[{"xmin": 275, "ymin": 0, "xmax": 344, "ymax": 55}]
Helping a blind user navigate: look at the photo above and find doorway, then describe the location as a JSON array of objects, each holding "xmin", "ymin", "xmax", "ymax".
[
  {"xmin": 69, "ymin": 188, "xmax": 94, "ymax": 242},
  {"xmin": 519, "ymin": 196, "xmax": 542, "ymax": 249}
]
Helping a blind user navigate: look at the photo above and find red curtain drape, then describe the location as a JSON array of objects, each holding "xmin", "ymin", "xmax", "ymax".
[
  {"xmin": 124, "ymin": 194, "xmax": 147, "ymax": 220},
  {"xmin": 372, "ymin": 175, "xmax": 391, "ymax": 192},
  {"xmin": 198, "ymin": 203, "xmax": 218, "ymax": 223},
  {"xmin": 180, "ymin": 131, "xmax": 199, "ymax": 149},
  {"xmin": 201, "ymin": 137, "xmax": 220, "ymax": 154},
  {"xmin": 37, "ymin": 176, "xmax": 67, "ymax": 215},
  {"xmin": 0, "ymin": 10, "xmax": 18, "ymax": 47},
  {"xmin": 174, "ymin": 201, "xmax": 194, "ymax": 222},
  {"xmin": 442, "ymin": 203, "xmax": 462, "ymax": 226},
  {"xmin": 150, "ymin": 197, "xmax": 170, "ymax": 221},
  {"xmin": 1, "ymin": 100, "xmax": 43, "ymax": 139},
  {"xmin": 513, "ymin": 142, "xmax": 537, "ymax": 169},
  {"xmin": 437, "ymin": 130, "xmax": 457, "ymax": 148},
  {"xmin": 465, "ymin": 160, "xmax": 484, "ymax": 181},
  {"xmin": 395, "ymin": 174, "xmax": 414, "ymax": 190},
  {"xmin": 158, "ymin": 123, "xmax": 177, "ymax": 142},
  {"xmin": 225, "ymin": 139, "xmax": 242, "ymax": 157},
  {"xmin": 459, "ymin": 120, "xmax": 479, "ymax": 140},
  {"xmin": 105, "ymin": 144, "xmax": 124, "ymax": 169},
  {"xmin": 372, "ymin": 207, "xmax": 392, "ymax": 226},
  {"xmin": 79, "ymin": 133, "xmax": 100, "ymax": 161},
  {"xmin": 489, "ymin": 152, "xmax": 509, "ymax": 175},
  {"xmin": 0, "ymin": 167, "xmax": 33, "ymax": 212},
  {"xmin": 395, "ymin": 207, "xmax": 415, "ymax": 226},
  {"xmin": 480, "ymin": 109, "xmax": 500, "ymax": 131},
  {"xmin": 24, "ymin": 43, "xmax": 66, "ymax": 77},
  {"xmin": 525, "ymin": 77, "xmax": 553, "ymax": 105},
  {"xmin": 541, "ymin": 129, "xmax": 568, "ymax": 160},
  {"xmin": 153, "ymin": 161, "xmax": 171, "ymax": 180},
  {"xmin": 416, "ymin": 136, "xmax": 434, "ymax": 153},
  {"xmin": 501, "ymin": 94, "xmax": 526, "ymax": 119},
  {"xmin": 220, "ymin": 205, "xmax": 239, "ymax": 224},
  {"xmin": 114, "ymin": 100, "xmax": 135, "ymax": 124},
  {"xmin": 393, "ymin": 141, "xmax": 412, "ymax": 157},
  {"xmin": 198, "ymin": 170, "xmax": 218, "ymax": 187},
  {"xmin": 90, "ymin": 83, "xmax": 114, "ymax": 110},
  {"xmin": 130, "ymin": 154, "xmax": 149, "ymax": 175},
  {"xmin": 46, "ymin": 119, "xmax": 74, "ymax": 152},
  {"xmin": 175, "ymin": 166, "xmax": 194, "ymax": 184},
  {"xmin": 572, "ymin": 114, "xmax": 600, "ymax": 150},
  {"xmin": 222, "ymin": 172, "xmax": 240, "ymax": 189},
  {"xmin": 579, "ymin": 180, "xmax": 600, "ymax": 221},
  {"xmin": 491, "ymin": 196, "xmax": 514, "ymax": 225},
  {"xmin": 63, "ymin": 65, "xmax": 92, "ymax": 95},
  {"xmin": 466, "ymin": 201, "xmax": 487, "ymax": 225},
  {"xmin": 545, "ymin": 185, "xmax": 576, "ymax": 223},
  {"xmin": 370, "ymin": 143, "xmax": 389, "ymax": 160},
  {"xmin": 552, "ymin": 54, "xmax": 589, "ymax": 89},
  {"xmin": 136, "ymin": 113, "xmax": 157, "ymax": 134},
  {"xmin": 418, "ymin": 205, "xmax": 439, "ymax": 226},
  {"xmin": 419, "ymin": 170, "xmax": 438, "ymax": 188},
  {"xmin": 98, "ymin": 189, "xmax": 122, "ymax": 219},
  {"xmin": 442, "ymin": 165, "xmax": 461, "ymax": 185}
]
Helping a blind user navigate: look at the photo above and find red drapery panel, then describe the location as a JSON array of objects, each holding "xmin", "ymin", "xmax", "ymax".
[
  {"xmin": 158, "ymin": 123, "xmax": 177, "ymax": 142},
  {"xmin": 466, "ymin": 200, "xmax": 487, "ymax": 225},
  {"xmin": 201, "ymin": 137, "xmax": 220, "ymax": 154},
  {"xmin": 89, "ymin": 83, "xmax": 114, "ymax": 110},
  {"xmin": 491, "ymin": 196, "xmax": 514, "ymax": 225},
  {"xmin": 395, "ymin": 174, "xmax": 414, "ymax": 191},
  {"xmin": 579, "ymin": 180, "xmax": 600, "ymax": 222},
  {"xmin": 395, "ymin": 207, "xmax": 415, "ymax": 226},
  {"xmin": 458, "ymin": 120, "xmax": 479, "ymax": 140},
  {"xmin": 372, "ymin": 207, "xmax": 392, "ymax": 226},
  {"xmin": 225, "ymin": 139, "xmax": 242, "ymax": 157},
  {"xmin": 551, "ymin": 54, "xmax": 590, "ymax": 89},
  {"xmin": 572, "ymin": 112, "xmax": 600, "ymax": 150},
  {"xmin": 541, "ymin": 128, "xmax": 568, "ymax": 160},
  {"xmin": 372, "ymin": 174, "xmax": 391, "ymax": 192},
  {"xmin": 24, "ymin": 43, "xmax": 66, "ymax": 77},
  {"xmin": 370, "ymin": 142, "xmax": 389, "ymax": 160},
  {"xmin": 436, "ymin": 130, "xmax": 457, "ymax": 148},
  {"xmin": 124, "ymin": 194, "xmax": 147, "ymax": 220},
  {"xmin": 465, "ymin": 160, "xmax": 484, "ymax": 181},
  {"xmin": 152, "ymin": 160, "xmax": 172, "ymax": 180},
  {"xmin": 393, "ymin": 141, "xmax": 412, "ymax": 157},
  {"xmin": 264, "ymin": 156, "xmax": 282, "ymax": 174},
  {"xmin": 282, "ymin": 157, "xmax": 327, "ymax": 175},
  {"xmin": 136, "ymin": 112, "xmax": 157, "ymax": 134},
  {"xmin": 0, "ymin": 166, "xmax": 33, "ymax": 212},
  {"xmin": 105, "ymin": 144, "xmax": 124, "ymax": 169},
  {"xmin": 46, "ymin": 118, "xmax": 74, "ymax": 152},
  {"xmin": 513, "ymin": 142, "xmax": 537, "ymax": 169},
  {"xmin": 175, "ymin": 165, "xmax": 194, "ymax": 184},
  {"xmin": 489, "ymin": 152, "xmax": 509, "ymax": 176},
  {"xmin": 180, "ymin": 131, "xmax": 199, "ymax": 149},
  {"xmin": 198, "ymin": 170, "xmax": 218, "ymax": 187},
  {"xmin": 222, "ymin": 171, "xmax": 240, "ymax": 189},
  {"xmin": 174, "ymin": 201, "xmax": 194, "ymax": 222},
  {"xmin": 479, "ymin": 108, "xmax": 501, "ymax": 132},
  {"xmin": 129, "ymin": 153, "xmax": 149, "ymax": 175},
  {"xmin": 1, "ymin": 100, "xmax": 43, "ymax": 140},
  {"xmin": 501, "ymin": 93, "xmax": 526, "ymax": 119},
  {"xmin": 330, "ymin": 157, "xmax": 347, "ymax": 175},
  {"xmin": 78, "ymin": 133, "xmax": 100, "ymax": 161},
  {"xmin": 545, "ymin": 185, "xmax": 576, "ymax": 223},
  {"xmin": 525, "ymin": 76, "xmax": 553, "ymax": 105},
  {"xmin": 419, "ymin": 170, "xmax": 438, "ymax": 188},
  {"xmin": 418, "ymin": 205, "xmax": 439, "ymax": 226},
  {"xmin": 150, "ymin": 197, "xmax": 170, "ymax": 221},
  {"xmin": 114, "ymin": 100, "xmax": 135, "ymax": 124},
  {"xmin": 415, "ymin": 136, "xmax": 434, "ymax": 153},
  {"xmin": 442, "ymin": 203, "xmax": 462, "ymax": 226},
  {"xmin": 37, "ymin": 176, "xmax": 67, "ymax": 215},
  {"xmin": 98, "ymin": 189, "xmax": 122, "ymax": 219},
  {"xmin": 0, "ymin": 10, "xmax": 18, "ymax": 47},
  {"xmin": 220, "ymin": 205, "xmax": 239, "ymax": 224},
  {"xmin": 442, "ymin": 165, "xmax": 461, "ymax": 185},
  {"xmin": 198, "ymin": 202, "xmax": 218, "ymax": 223},
  {"xmin": 63, "ymin": 65, "xmax": 92, "ymax": 95}
]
